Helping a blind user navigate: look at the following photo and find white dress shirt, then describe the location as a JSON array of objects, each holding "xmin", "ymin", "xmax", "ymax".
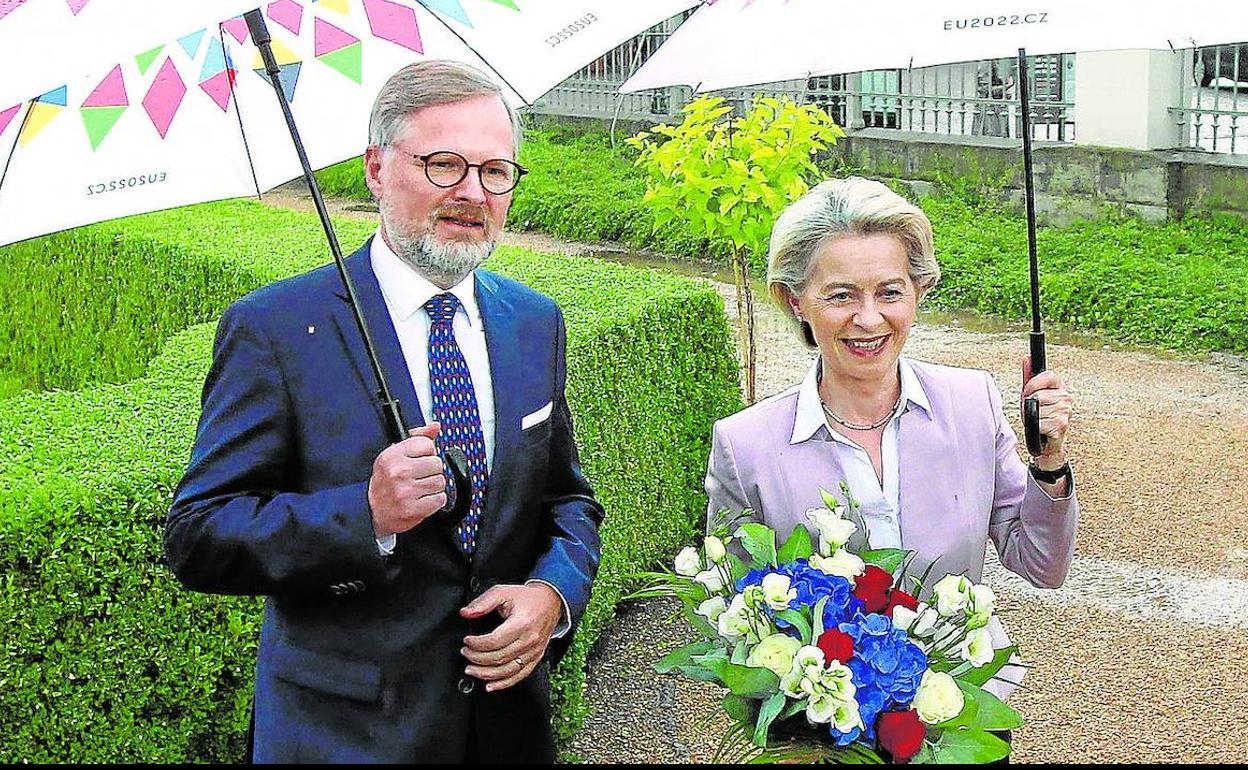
[
  {"xmin": 369, "ymin": 232, "xmax": 569, "ymax": 635},
  {"xmin": 789, "ymin": 357, "xmax": 933, "ymax": 549}
]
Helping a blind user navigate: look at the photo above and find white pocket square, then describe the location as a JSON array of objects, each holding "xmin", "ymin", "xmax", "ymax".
[{"xmin": 521, "ymin": 401, "xmax": 553, "ymax": 430}]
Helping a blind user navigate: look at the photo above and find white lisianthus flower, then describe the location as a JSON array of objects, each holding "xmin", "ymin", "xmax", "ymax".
[
  {"xmin": 697, "ymin": 596, "xmax": 728, "ymax": 623},
  {"xmin": 805, "ymin": 507, "xmax": 856, "ymax": 555},
  {"xmin": 830, "ymin": 699, "xmax": 866, "ymax": 734},
  {"xmin": 779, "ymin": 645, "xmax": 825, "ymax": 697},
  {"xmin": 717, "ymin": 593, "xmax": 753, "ymax": 641},
  {"xmin": 817, "ymin": 660, "xmax": 857, "ymax": 702},
  {"xmin": 932, "ymin": 574, "xmax": 972, "ymax": 617},
  {"xmin": 895, "ymin": 601, "xmax": 940, "ymax": 638},
  {"xmin": 805, "ymin": 693, "xmax": 841, "ymax": 725},
  {"xmin": 966, "ymin": 583, "xmax": 996, "ymax": 629},
  {"xmin": 760, "ymin": 573, "xmax": 798, "ymax": 611},
  {"xmin": 694, "ymin": 568, "xmax": 725, "ymax": 593},
  {"xmin": 913, "ymin": 670, "xmax": 965, "ymax": 724},
  {"xmin": 958, "ymin": 626, "xmax": 996, "ymax": 668},
  {"xmin": 810, "ymin": 549, "xmax": 865, "ymax": 579},
  {"xmin": 674, "ymin": 546, "xmax": 701, "ymax": 577},
  {"xmin": 704, "ymin": 535, "xmax": 727, "ymax": 564},
  {"xmin": 892, "ymin": 604, "xmax": 919, "ymax": 631},
  {"xmin": 745, "ymin": 633, "xmax": 803, "ymax": 677}
]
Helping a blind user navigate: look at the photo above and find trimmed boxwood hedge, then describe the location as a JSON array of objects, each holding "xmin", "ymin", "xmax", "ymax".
[{"xmin": 0, "ymin": 201, "xmax": 742, "ymax": 761}]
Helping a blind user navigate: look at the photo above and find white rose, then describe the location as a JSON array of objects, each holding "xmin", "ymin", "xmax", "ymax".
[
  {"xmin": 805, "ymin": 506, "xmax": 857, "ymax": 555},
  {"xmin": 745, "ymin": 633, "xmax": 803, "ymax": 677},
  {"xmin": 704, "ymin": 536, "xmax": 727, "ymax": 564},
  {"xmin": 697, "ymin": 596, "xmax": 728, "ymax": 623},
  {"xmin": 958, "ymin": 626, "xmax": 996, "ymax": 668},
  {"xmin": 913, "ymin": 670, "xmax": 965, "ymax": 724},
  {"xmin": 810, "ymin": 549, "xmax": 865, "ymax": 579},
  {"xmin": 779, "ymin": 645, "xmax": 825, "ymax": 697},
  {"xmin": 932, "ymin": 574, "xmax": 972, "ymax": 617},
  {"xmin": 761, "ymin": 573, "xmax": 797, "ymax": 610},
  {"xmin": 675, "ymin": 546, "xmax": 701, "ymax": 577},
  {"xmin": 694, "ymin": 568, "xmax": 725, "ymax": 594}
]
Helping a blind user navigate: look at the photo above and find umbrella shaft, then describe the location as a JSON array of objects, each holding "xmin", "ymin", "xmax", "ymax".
[
  {"xmin": 1017, "ymin": 48, "xmax": 1043, "ymax": 335},
  {"xmin": 245, "ymin": 10, "xmax": 408, "ymax": 444}
]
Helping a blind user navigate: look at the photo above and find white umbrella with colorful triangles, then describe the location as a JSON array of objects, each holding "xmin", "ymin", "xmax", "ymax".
[{"xmin": 0, "ymin": 0, "xmax": 699, "ymax": 247}]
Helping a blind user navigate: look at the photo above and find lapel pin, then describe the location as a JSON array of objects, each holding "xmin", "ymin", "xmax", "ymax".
[{"xmin": 308, "ymin": 325, "xmax": 316, "ymax": 334}]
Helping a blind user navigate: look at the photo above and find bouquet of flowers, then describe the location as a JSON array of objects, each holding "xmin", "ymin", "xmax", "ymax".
[{"xmin": 635, "ymin": 485, "xmax": 1022, "ymax": 763}]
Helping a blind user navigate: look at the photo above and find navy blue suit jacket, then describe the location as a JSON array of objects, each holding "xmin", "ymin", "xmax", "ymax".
[{"xmin": 165, "ymin": 240, "xmax": 603, "ymax": 763}]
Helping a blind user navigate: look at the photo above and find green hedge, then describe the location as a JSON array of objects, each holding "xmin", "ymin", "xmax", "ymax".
[
  {"xmin": 314, "ymin": 128, "xmax": 1248, "ymax": 355},
  {"xmin": 0, "ymin": 201, "xmax": 742, "ymax": 761},
  {"xmin": 921, "ymin": 196, "xmax": 1248, "ymax": 355}
]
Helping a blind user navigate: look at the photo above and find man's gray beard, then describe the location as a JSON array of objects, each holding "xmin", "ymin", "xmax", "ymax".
[{"xmin": 383, "ymin": 212, "xmax": 495, "ymax": 289}]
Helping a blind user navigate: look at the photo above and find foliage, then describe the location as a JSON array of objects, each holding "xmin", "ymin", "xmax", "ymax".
[
  {"xmin": 626, "ymin": 96, "xmax": 845, "ymax": 273},
  {"xmin": 0, "ymin": 201, "xmax": 742, "ymax": 760},
  {"xmin": 922, "ymin": 195, "xmax": 1248, "ymax": 355}
]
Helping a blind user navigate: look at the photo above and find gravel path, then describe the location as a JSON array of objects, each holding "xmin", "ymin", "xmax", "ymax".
[{"xmin": 261, "ymin": 188, "xmax": 1248, "ymax": 763}]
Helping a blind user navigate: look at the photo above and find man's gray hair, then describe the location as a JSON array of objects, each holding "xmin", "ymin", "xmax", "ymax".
[
  {"xmin": 368, "ymin": 60, "xmax": 523, "ymax": 151},
  {"xmin": 767, "ymin": 177, "xmax": 940, "ymax": 346}
]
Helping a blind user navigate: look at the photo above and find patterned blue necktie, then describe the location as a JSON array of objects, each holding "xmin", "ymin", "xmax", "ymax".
[{"xmin": 425, "ymin": 292, "xmax": 488, "ymax": 555}]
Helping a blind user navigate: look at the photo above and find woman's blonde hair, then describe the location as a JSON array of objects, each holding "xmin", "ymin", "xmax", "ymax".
[{"xmin": 767, "ymin": 177, "xmax": 939, "ymax": 347}]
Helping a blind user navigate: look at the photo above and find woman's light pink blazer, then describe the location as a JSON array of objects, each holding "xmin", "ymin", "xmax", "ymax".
[{"xmin": 704, "ymin": 359, "xmax": 1079, "ymax": 694}]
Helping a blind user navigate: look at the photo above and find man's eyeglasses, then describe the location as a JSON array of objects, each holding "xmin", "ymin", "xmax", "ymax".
[{"xmin": 398, "ymin": 149, "xmax": 527, "ymax": 195}]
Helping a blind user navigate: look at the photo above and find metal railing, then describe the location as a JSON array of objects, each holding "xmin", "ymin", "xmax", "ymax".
[
  {"xmin": 530, "ymin": 16, "xmax": 1075, "ymax": 144},
  {"xmin": 1173, "ymin": 43, "xmax": 1248, "ymax": 154}
]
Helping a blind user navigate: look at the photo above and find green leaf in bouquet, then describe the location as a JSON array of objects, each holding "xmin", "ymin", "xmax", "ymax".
[
  {"xmin": 912, "ymin": 741, "xmax": 937, "ymax": 764},
  {"xmin": 957, "ymin": 646, "xmax": 1019, "ymax": 687},
  {"xmin": 860, "ymin": 548, "xmax": 907, "ymax": 574},
  {"xmin": 723, "ymin": 693, "xmax": 757, "ymax": 724},
  {"xmin": 731, "ymin": 640, "xmax": 750, "ymax": 665},
  {"xmin": 695, "ymin": 655, "xmax": 782, "ymax": 698},
  {"xmin": 930, "ymin": 728, "xmax": 1011, "ymax": 764},
  {"xmin": 780, "ymin": 698, "xmax": 808, "ymax": 720},
  {"xmin": 735, "ymin": 523, "xmax": 778, "ymax": 569},
  {"xmin": 811, "ymin": 596, "xmax": 831, "ymax": 640},
  {"xmin": 726, "ymin": 553, "xmax": 749, "ymax": 584},
  {"xmin": 677, "ymin": 663, "xmax": 722, "ymax": 683},
  {"xmin": 655, "ymin": 640, "xmax": 721, "ymax": 674},
  {"xmin": 777, "ymin": 525, "xmax": 814, "ymax": 563},
  {"xmin": 775, "ymin": 610, "xmax": 813, "ymax": 645},
  {"xmin": 955, "ymin": 681, "xmax": 1024, "ymax": 731},
  {"xmin": 753, "ymin": 692, "xmax": 787, "ymax": 747}
]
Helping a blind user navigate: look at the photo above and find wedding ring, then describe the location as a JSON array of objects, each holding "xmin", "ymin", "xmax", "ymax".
[{"xmin": 514, "ymin": 656, "xmax": 524, "ymax": 668}]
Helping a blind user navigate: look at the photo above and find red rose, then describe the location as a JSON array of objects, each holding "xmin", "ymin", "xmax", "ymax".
[
  {"xmin": 876, "ymin": 709, "xmax": 926, "ymax": 763},
  {"xmin": 885, "ymin": 589, "xmax": 919, "ymax": 616},
  {"xmin": 815, "ymin": 628, "xmax": 855, "ymax": 666},
  {"xmin": 853, "ymin": 565, "xmax": 894, "ymax": 614}
]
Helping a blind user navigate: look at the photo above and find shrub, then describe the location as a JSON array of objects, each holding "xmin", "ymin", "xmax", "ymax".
[{"xmin": 0, "ymin": 201, "xmax": 742, "ymax": 760}]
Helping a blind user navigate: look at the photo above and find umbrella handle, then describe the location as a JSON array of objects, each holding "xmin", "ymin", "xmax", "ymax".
[
  {"xmin": 1023, "ymin": 330, "xmax": 1048, "ymax": 456},
  {"xmin": 433, "ymin": 446, "xmax": 473, "ymax": 522}
]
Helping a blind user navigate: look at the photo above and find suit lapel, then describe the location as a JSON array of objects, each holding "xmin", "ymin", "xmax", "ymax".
[
  {"xmin": 897, "ymin": 371, "xmax": 955, "ymax": 551},
  {"xmin": 472, "ymin": 270, "xmax": 521, "ymax": 559},
  {"xmin": 331, "ymin": 240, "xmax": 425, "ymax": 434}
]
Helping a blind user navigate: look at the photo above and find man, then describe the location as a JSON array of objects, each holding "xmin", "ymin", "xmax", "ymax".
[{"xmin": 165, "ymin": 60, "xmax": 603, "ymax": 763}]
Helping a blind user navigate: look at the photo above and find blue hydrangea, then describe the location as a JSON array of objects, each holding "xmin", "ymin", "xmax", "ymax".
[
  {"xmin": 833, "ymin": 612, "xmax": 929, "ymax": 742},
  {"xmin": 736, "ymin": 561, "xmax": 864, "ymax": 636}
]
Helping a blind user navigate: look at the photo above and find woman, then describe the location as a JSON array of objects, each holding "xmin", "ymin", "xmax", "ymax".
[{"xmin": 704, "ymin": 177, "xmax": 1078, "ymax": 700}]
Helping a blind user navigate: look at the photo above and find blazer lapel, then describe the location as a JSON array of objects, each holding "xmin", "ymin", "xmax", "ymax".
[
  {"xmin": 331, "ymin": 239, "xmax": 425, "ymax": 434},
  {"xmin": 471, "ymin": 270, "xmax": 521, "ymax": 559},
  {"xmin": 896, "ymin": 387, "xmax": 957, "ymax": 552}
]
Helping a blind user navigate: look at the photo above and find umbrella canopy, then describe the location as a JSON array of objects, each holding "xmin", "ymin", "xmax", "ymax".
[
  {"xmin": 621, "ymin": 0, "xmax": 1248, "ymax": 93},
  {"xmin": 0, "ymin": 0, "xmax": 264, "ymax": 109},
  {"xmin": 0, "ymin": 0, "xmax": 699, "ymax": 247}
]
